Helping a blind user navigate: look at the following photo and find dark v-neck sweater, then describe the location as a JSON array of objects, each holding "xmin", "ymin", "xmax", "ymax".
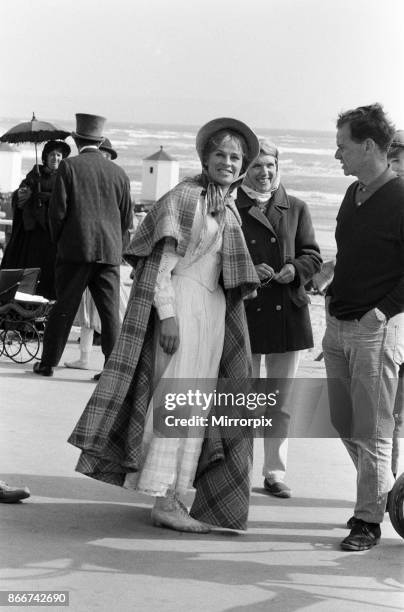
[{"xmin": 329, "ymin": 177, "xmax": 404, "ymax": 320}]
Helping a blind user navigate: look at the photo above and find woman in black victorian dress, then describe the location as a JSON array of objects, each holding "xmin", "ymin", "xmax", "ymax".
[{"xmin": 1, "ymin": 140, "xmax": 70, "ymax": 299}]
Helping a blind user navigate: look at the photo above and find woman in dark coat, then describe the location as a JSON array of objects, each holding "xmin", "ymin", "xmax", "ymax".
[
  {"xmin": 1, "ymin": 140, "xmax": 70, "ymax": 299},
  {"xmin": 236, "ymin": 138, "xmax": 322, "ymax": 499}
]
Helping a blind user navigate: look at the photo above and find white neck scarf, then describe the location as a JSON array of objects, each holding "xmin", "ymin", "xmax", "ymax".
[{"xmin": 241, "ymin": 170, "xmax": 281, "ymax": 204}]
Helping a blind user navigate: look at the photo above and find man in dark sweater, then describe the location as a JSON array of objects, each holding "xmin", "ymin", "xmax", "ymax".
[
  {"xmin": 323, "ymin": 104, "xmax": 404, "ymax": 551},
  {"xmin": 33, "ymin": 114, "xmax": 132, "ymax": 378}
]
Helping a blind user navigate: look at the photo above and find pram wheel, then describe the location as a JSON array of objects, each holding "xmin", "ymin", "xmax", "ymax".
[
  {"xmin": 3, "ymin": 329, "xmax": 23, "ymax": 360},
  {"xmin": 3, "ymin": 323, "xmax": 41, "ymax": 363},
  {"xmin": 0, "ymin": 268, "xmax": 51, "ymax": 365},
  {"xmin": 389, "ymin": 473, "xmax": 404, "ymax": 539},
  {"xmin": 0, "ymin": 330, "xmax": 5, "ymax": 356}
]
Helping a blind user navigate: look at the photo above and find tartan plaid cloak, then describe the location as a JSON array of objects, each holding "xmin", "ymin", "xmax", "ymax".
[{"xmin": 68, "ymin": 179, "xmax": 259, "ymax": 530}]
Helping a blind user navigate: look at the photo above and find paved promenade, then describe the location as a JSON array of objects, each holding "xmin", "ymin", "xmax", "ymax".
[{"xmin": 1, "ymin": 338, "xmax": 403, "ymax": 612}]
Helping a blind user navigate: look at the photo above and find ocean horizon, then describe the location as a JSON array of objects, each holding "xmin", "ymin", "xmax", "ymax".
[{"xmin": 0, "ymin": 118, "xmax": 353, "ymax": 259}]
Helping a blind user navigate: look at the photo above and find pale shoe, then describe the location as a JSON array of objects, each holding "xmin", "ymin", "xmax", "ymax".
[
  {"xmin": 173, "ymin": 492, "xmax": 190, "ymax": 514},
  {"xmin": 151, "ymin": 493, "xmax": 211, "ymax": 533},
  {"xmin": 64, "ymin": 360, "xmax": 90, "ymax": 370},
  {"xmin": 174, "ymin": 493, "xmax": 213, "ymax": 532}
]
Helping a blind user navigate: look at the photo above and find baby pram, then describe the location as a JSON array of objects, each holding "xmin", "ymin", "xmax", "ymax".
[{"xmin": 0, "ymin": 268, "xmax": 54, "ymax": 363}]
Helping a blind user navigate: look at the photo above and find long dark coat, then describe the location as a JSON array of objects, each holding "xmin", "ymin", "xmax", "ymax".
[
  {"xmin": 1, "ymin": 165, "xmax": 58, "ymax": 299},
  {"xmin": 236, "ymin": 185, "xmax": 322, "ymax": 353},
  {"xmin": 48, "ymin": 149, "xmax": 132, "ymax": 264}
]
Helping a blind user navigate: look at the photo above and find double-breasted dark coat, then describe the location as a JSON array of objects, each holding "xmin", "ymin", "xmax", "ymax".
[{"xmin": 236, "ymin": 184, "xmax": 322, "ymax": 353}]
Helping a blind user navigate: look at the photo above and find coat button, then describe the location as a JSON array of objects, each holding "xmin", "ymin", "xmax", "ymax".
[
  {"xmin": 251, "ymin": 239, "xmax": 256, "ymax": 244},
  {"xmin": 270, "ymin": 237, "xmax": 276, "ymax": 243},
  {"xmin": 276, "ymin": 305, "xmax": 282, "ymax": 311},
  {"xmin": 257, "ymin": 307, "xmax": 262, "ymax": 312}
]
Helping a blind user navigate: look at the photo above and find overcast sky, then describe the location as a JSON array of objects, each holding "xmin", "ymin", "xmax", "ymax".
[{"xmin": 1, "ymin": 0, "xmax": 403, "ymax": 131}]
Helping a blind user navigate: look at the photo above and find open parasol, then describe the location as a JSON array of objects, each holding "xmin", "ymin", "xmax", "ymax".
[{"xmin": 0, "ymin": 112, "xmax": 70, "ymax": 172}]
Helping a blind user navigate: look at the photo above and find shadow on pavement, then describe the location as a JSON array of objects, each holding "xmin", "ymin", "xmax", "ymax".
[
  {"xmin": 1, "ymin": 472, "xmax": 403, "ymax": 612},
  {"xmin": 251, "ymin": 487, "xmax": 353, "ymax": 508},
  {"xmin": 1, "ymin": 494, "xmax": 403, "ymax": 612},
  {"xmin": 1, "ymin": 474, "xmax": 355, "ymax": 511}
]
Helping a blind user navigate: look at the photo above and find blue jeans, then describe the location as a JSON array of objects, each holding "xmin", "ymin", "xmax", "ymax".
[{"xmin": 323, "ymin": 307, "xmax": 404, "ymax": 523}]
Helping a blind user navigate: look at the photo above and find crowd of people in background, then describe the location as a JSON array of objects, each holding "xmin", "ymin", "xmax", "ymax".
[{"xmin": 1, "ymin": 105, "xmax": 403, "ymax": 553}]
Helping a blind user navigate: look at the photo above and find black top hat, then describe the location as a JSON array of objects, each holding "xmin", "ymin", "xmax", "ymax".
[
  {"xmin": 41, "ymin": 140, "xmax": 71, "ymax": 164},
  {"xmin": 72, "ymin": 113, "xmax": 106, "ymax": 142},
  {"xmin": 99, "ymin": 137, "xmax": 117, "ymax": 160}
]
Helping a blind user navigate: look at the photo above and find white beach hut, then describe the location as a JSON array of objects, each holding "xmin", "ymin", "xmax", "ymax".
[
  {"xmin": 141, "ymin": 146, "xmax": 179, "ymax": 202},
  {"xmin": 0, "ymin": 143, "xmax": 22, "ymax": 192}
]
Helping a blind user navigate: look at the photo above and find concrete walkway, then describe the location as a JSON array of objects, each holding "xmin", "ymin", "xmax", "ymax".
[{"xmin": 1, "ymin": 338, "xmax": 403, "ymax": 612}]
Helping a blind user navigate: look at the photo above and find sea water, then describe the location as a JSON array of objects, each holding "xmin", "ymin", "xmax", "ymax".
[{"xmin": 1, "ymin": 119, "xmax": 354, "ymax": 258}]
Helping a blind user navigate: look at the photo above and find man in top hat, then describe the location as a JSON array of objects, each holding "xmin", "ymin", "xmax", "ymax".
[
  {"xmin": 33, "ymin": 113, "xmax": 132, "ymax": 377},
  {"xmin": 64, "ymin": 136, "xmax": 132, "ymax": 375}
]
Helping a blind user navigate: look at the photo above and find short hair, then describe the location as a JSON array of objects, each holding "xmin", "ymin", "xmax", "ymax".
[
  {"xmin": 202, "ymin": 129, "xmax": 248, "ymax": 171},
  {"xmin": 74, "ymin": 136, "xmax": 101, "ymax": 149},
  {"xmin": 336, "ymin": 103, "xmax": 395, "ymax": 152},
  {"xmin": 258, "ymin": 138, "xmax": 279, "ymax": 159}
]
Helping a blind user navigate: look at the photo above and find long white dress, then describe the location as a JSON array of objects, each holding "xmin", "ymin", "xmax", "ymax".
[{"xmin": 124, "ymin": 198, "xmax": 226, "ymax": 496}]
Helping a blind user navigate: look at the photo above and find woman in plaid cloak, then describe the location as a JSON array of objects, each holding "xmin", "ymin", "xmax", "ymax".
[{"xmin": 69, "ymin": 118, "xmax": 260, "ymax": 532}]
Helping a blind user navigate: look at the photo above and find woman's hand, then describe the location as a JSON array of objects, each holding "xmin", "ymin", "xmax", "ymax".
[
  {"xmin": 17, "ymin": 186, "xmax": 32, "ymax": 205},
  {"xmin": 159, "ymin": 317, "xmax": 180, "ymax": 354},
  {"xmin": 255, "ymin": 263, "xmax": 275, "ymax": 281},
  {"xmin": 274, "ymin": 263, "xmax": 295, "ymax": 284}
]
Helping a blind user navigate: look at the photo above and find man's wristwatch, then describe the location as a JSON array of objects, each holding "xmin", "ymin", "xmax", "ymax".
[{"xmin": 374, "ymin": 307, "xmax": 387, "ymax": 322}]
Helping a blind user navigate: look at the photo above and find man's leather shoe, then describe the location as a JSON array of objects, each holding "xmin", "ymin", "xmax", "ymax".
[
  {"xmin": 341, "ymin": 519, "xmax": 381, "ymax": 551},
  {"xmin": 0, "ymin": 481, "xmax": 30, "ymax": 503},
  {"xmin": 264, "ymin": 479, "xmax": 291, "ymax": 498},
  {"xmin": 33, "ymin": 362, "xmax": 54, "ymax": 377},
  {"xmin": 346, "ymin": 515, "xmax": 358, "ymax": 529}
]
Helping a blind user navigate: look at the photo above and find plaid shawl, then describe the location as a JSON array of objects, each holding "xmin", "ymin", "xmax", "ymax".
[
  {"xmin": 125, "ymin": 178, "xmax": 258, "ymax": 298},
  {"xmin": 68, "ymin": 179, "xmax": 259, "ymax": 530}
]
